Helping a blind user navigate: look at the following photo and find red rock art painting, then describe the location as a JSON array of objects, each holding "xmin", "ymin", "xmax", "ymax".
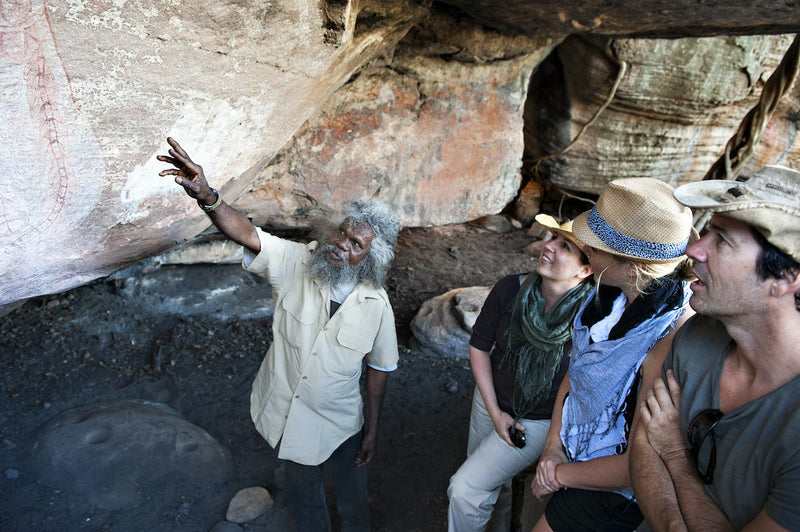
[
  {"xmin": 0, "ymin": 0, "xmax": 103, "ymax": 303},
  {"xmin": 1, "ymin": 0, "xmax": 74, "ymax": 246}
]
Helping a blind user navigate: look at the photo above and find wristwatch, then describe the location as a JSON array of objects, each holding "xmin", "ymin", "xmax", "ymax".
[{"xmin": 197, "ymin": 188, "xmax": 222, "ymax": 212}]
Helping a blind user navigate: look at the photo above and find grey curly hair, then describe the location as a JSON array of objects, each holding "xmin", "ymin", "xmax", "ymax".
[{"xmin": 340, "ymin": 199, "xmax": 401, "ymax": 286}]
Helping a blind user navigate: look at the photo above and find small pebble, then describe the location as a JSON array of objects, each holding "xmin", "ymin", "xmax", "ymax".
[{"xmin": 226, "ymin": 486, "xmax": 273, "ymax": 524}]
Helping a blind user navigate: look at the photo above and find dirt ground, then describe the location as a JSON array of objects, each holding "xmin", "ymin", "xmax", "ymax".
[{"xmin": 0, "ymin": 221, "xmax": 542, "ymax": 532}]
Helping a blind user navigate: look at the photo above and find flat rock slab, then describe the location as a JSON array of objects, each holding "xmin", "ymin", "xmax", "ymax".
[{"xmin": 32, "ymin": 400, "xmax": 232, "ymax": 510}]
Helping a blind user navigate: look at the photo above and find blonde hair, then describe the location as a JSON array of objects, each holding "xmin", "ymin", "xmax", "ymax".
[{"xmin": 629, "ymin": 258, "xmax": 693, "ymax": 294}]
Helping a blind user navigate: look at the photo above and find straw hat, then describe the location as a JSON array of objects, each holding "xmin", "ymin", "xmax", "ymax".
[
  {"xmin": 534, "ymin": 214, "xmax": 584, "ymax": 249},
  {"xmin": 572, "ymin": 178, "xmax": 697, "ymax": 264},
  {"xmin": 674, "ymin": 165, "xmax": 800, "ymax": 262}
]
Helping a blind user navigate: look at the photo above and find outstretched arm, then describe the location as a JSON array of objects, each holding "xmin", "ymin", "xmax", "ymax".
[
  {"xmin": 158, "ymin": 137, "xmax": 260, "ymax": 253},
  {"xmin": 356, "ymin": 366, "xmax": 389, "ymax": 467}
]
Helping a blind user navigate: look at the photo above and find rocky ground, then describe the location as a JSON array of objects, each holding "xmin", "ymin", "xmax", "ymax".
[{"xmin": 0, "ymin": 221, "xmax": 542, "ymax": 532}]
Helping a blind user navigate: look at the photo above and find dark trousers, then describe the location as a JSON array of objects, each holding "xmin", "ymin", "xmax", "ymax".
[
  {"xmin": 282, "ymin": 431, "xmax": 369, "ymax": 532},
  {"xmin": 545, "ymin": 488, "xmax": 644, "ymax": 532}
]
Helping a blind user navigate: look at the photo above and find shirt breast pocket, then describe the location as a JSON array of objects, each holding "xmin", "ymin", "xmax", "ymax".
[
  {"xmin": 319, "ymin": 326, "xmax": 375, "ymax": 379},
  {"xmin": 278, "ymin": 294, "xmax": 318, "ymax": 348},
  {"xmin": 336, "ymin": 327, "xmax": 375, "ymax": 355}
]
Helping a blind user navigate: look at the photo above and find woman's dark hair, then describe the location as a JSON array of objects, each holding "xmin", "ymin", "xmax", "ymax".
[
  {"xmin": 546, "ymin": 233, "xmax": 591, "ymax": 267},
  {"xmin": 750, "ymin": 227, "xmax": 800, "ymax": 311}
]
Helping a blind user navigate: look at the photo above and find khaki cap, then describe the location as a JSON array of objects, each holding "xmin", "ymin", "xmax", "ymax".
[{"xmin": 674, "ymin": 165, "xmax": 800, "ymax": 262}]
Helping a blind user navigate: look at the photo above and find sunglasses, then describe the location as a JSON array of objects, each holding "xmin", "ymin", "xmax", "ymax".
[{"xmin": 687, "ymin": 408, "xmax": 724, "ymax": 484}]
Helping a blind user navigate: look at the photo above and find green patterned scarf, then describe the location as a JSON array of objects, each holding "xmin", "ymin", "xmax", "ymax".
[{"xmin": 502, "ymin": 272, "xmax": 592, "ymax": 416}]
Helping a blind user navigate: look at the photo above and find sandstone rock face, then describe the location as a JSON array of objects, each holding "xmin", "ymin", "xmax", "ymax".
[
  {"xmin": 239, "ymin": 10, "xmax": 554, "ymax": 228},
  {"xmin": 3, "ymin": 1, "xmax": 800, "ymax": 307},
  {"xmin": 1, "ymin": 0, "xmax": 427, "ymax": 306},
  {"xmin": 527, "ymin": 34, "xmax": 798, "ymax": 193},
  {"xmin": 438, "ymin": 1, "xmax": 800, "ymax": 38}
]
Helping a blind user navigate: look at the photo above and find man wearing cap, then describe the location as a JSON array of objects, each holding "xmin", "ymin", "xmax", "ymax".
[{"xmin": 630, "ymin": 165, "xmax": 800, "ymax": 531}]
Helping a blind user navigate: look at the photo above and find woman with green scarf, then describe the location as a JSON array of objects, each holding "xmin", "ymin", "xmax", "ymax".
[{"xmin": 447, "ymin": 214, "xmax": 593, "ymax": 532}]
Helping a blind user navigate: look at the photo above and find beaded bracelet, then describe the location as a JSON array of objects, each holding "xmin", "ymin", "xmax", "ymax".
[{"xmin": 198, "ymin": 188, "xmax": 222, "ymax": 212}]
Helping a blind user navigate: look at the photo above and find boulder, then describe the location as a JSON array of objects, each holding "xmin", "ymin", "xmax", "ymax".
[
  {"xmin": 32, "ymin": 400, "xmax": 232, "ymax": 511},
  {"xmin": 476, "ymin": 215, "xmax": 514, "ymax": 233},
  {"xmin": 410, "ymin": 286, "xmax": 491, "ymax": 358}
]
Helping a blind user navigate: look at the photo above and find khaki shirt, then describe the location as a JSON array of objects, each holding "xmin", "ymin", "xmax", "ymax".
[{"xmin": 244, "ymin": 228, "xmax": 398, "ymax": 465}]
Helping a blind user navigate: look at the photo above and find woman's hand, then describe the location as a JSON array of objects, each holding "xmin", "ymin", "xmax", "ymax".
[
  {"xmin": 532, "ymin": 444, "xmax": 568, "ymax": 499},
  {"xmin": 491, "ymin": 410, "xmax": 521, "ymax": 447}
]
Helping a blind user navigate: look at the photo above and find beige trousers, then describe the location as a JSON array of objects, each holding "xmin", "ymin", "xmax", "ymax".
[{"xmin": 447, "ymin": 387, "xmax": 550, "ymax": 532}]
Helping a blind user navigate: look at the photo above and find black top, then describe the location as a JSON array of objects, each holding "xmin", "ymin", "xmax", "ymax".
[{"xmin": 469, "ymin": 274, "xmax": 571, "ymax": 420}]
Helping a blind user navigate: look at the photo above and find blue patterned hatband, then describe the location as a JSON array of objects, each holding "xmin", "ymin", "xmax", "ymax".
[{"xmin": 587, "ymin": 207, "xmax": 688, "ymax": 260}]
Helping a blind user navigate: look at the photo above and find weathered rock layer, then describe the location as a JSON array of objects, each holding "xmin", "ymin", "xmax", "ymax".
[{"xmin": 2, "ymin": 1, "xmax": 800, "ymax": 306}]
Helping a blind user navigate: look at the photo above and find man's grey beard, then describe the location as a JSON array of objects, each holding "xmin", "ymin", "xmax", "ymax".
[{"xmin": 307, "ymin": 242, "xmax": 369, "ymax": 287}]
